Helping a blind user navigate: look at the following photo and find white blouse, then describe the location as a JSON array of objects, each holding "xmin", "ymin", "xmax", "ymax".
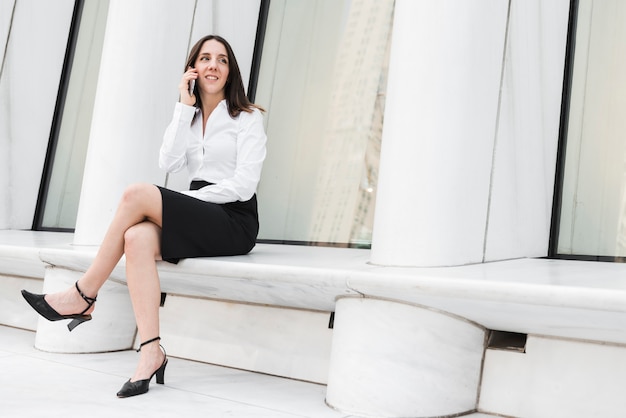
[{"xmin": 159, "ymin": 101, "xmax": 267, "ymax": 204}]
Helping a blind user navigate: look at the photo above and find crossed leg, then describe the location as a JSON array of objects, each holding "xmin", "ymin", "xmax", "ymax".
[
  {"xmin": 44, "ymin": 182, "xmax": 165, "ymax": 381},
  {"xmin": 124, "ymin": 219, "xmax": 165, "ymax": 381}
]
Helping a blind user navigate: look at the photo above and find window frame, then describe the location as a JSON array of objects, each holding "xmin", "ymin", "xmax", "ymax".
[
  {"xmin": 32, "ymin": 0, "xmax": 84, "ymax": 232},
  {"xmin": 548, "ymin": 0, "xmax": 626, "ymax": 262}
]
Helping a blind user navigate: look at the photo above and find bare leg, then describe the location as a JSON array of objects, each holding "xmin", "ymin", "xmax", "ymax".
[
  {"xmin": 44, "ymin": 183, "xmax": 163, "ymax": 315},
  {"xmin": 123, "ymin": 220, "xmax": 166, "ymax": 381}
]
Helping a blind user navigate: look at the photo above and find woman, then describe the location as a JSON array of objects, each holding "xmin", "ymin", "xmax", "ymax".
[{"xmin": 21, "ymin": 35, "xmax": 267, "ymax": 398}]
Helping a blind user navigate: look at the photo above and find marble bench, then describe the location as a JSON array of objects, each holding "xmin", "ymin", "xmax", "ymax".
[{"xmin": 3, "ymin": 230, "xmax": 626, "ymax": 417}]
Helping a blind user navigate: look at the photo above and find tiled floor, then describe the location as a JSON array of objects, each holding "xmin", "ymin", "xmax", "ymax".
[{"xmin": 0, "ymin": 325, "xmax": 497, "ymax": 418}]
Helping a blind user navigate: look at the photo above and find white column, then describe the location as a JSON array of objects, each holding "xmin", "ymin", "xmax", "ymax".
[
  {"xmin": 370, "ymin": 0, "xmax": 509, "ymax": 267},
  {"xmin": 326, "ymin": 297, "xmax": 485, "ymax": 417},
  {"xmin": 73, "ymin": 0, "xmax": 196, "ymax": 245}
]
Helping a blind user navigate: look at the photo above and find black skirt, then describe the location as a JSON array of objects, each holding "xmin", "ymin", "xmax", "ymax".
[{"xmin": 157, "ymin": 181, "xmax": 259, "ymax": 264}]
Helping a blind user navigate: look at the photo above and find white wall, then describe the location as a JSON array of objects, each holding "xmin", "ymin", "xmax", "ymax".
[
  {"xmin": 0, "ymin": 0, "xmax": 74, "ymax": 229},
  {"xmin": 479, "ymin": 335, "xmax": 626, "ymax": 417}
]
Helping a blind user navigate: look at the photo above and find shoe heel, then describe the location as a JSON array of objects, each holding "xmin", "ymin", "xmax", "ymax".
[
  {"xmin": 155, "ymin": 359, "xmax": 167, "ymax": 385},
  {"xmin": 67, "ymin": 315, "xmax": 91, "ymax": 332}
]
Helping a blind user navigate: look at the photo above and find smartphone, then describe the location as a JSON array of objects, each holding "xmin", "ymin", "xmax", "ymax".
[{"xmin": 189, "ymin": 79, "xmax": 195, "ymax": 96}]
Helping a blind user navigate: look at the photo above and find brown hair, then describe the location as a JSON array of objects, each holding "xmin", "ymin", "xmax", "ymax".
[{"xmin": 185, "ymin": 35, "xmax": 264, "ymax": 117}]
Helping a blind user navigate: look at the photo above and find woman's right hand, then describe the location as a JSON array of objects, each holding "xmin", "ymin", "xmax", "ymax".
[{"xmin": 179, "ymin": 67, "xmax": 198, "ymax": 106}]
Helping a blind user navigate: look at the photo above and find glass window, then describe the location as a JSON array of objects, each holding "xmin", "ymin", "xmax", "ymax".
[
  {"xmin": 36, "ymin": 0, "xmax": 109, "ymax": 229},
  {"xmin": 255, "ymin": 0, "xmax": 394, "ymax": 247},
  {"xmin": 556, "ymin": 0, "xmax": 626, "ymax": 259}
]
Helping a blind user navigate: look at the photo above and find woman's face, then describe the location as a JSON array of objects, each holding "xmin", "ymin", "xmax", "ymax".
[{"xmin": 194, "ymin": 39, "xmax": 230, "ymax": 98}]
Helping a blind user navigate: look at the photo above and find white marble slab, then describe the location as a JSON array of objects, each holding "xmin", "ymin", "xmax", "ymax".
[
  {"xmin": 347, "ymin": 258, "xmax": 626, "ymax": 344},
  {"xmin": 160, "ymin": 294, "xmax": 334, "ymax": 384},
  {"xmin": 4, "ymin": 231, "xmax": 626, "ymax": 346},
  {"xmin": 37, "ymin": 244, "xmax": 363, "ymax": 312},
  {"xmin": 480, "ymin": 335, "xmax": 626, "ymax": 418}
]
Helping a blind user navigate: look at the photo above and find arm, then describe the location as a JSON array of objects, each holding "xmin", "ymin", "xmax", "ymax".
[
  {"xmin": 159, "ymin": 68, "xmax": 199, "ymax": 173},
  {"xmin": 158, "ymin": 103, "xmax": 199, "ymax": 173},
  {"xmin": 183, "ymin": 109, "xmax": 267, "ymax": 203}
]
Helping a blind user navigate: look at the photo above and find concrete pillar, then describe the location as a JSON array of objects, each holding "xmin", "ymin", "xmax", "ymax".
[
  {"xmin": 73, "ymin": 0, "xmax": 196, "ymax": 245},
  {"xmin": 326, "ymin": 297, "xmax": 486, "ymax": 417},
  {"xmin": 370, "ymin": 0, "xmax": 509, "ymax": 267}
]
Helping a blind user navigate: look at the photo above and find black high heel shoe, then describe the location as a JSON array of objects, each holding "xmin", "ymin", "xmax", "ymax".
[
  {"xmin": 117, "ymin": 336, "xmax": 168, "ymax": 398},
  {"xmin": 21, "ymin": 281, "xmax": 97, "ymax": 331}
]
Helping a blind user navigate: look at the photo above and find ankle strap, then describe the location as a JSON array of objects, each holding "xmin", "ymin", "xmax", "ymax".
[
  {"xmin": 75, "ymin": 281, "xmax": 97, "ymax": 315},
  {"xmin": 136, "ymin": 336, "xmax": 161, "ymax": 352},
  {"xmin": 75, "ymin": 281, "xmax": 97, "ymax": 303}
]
